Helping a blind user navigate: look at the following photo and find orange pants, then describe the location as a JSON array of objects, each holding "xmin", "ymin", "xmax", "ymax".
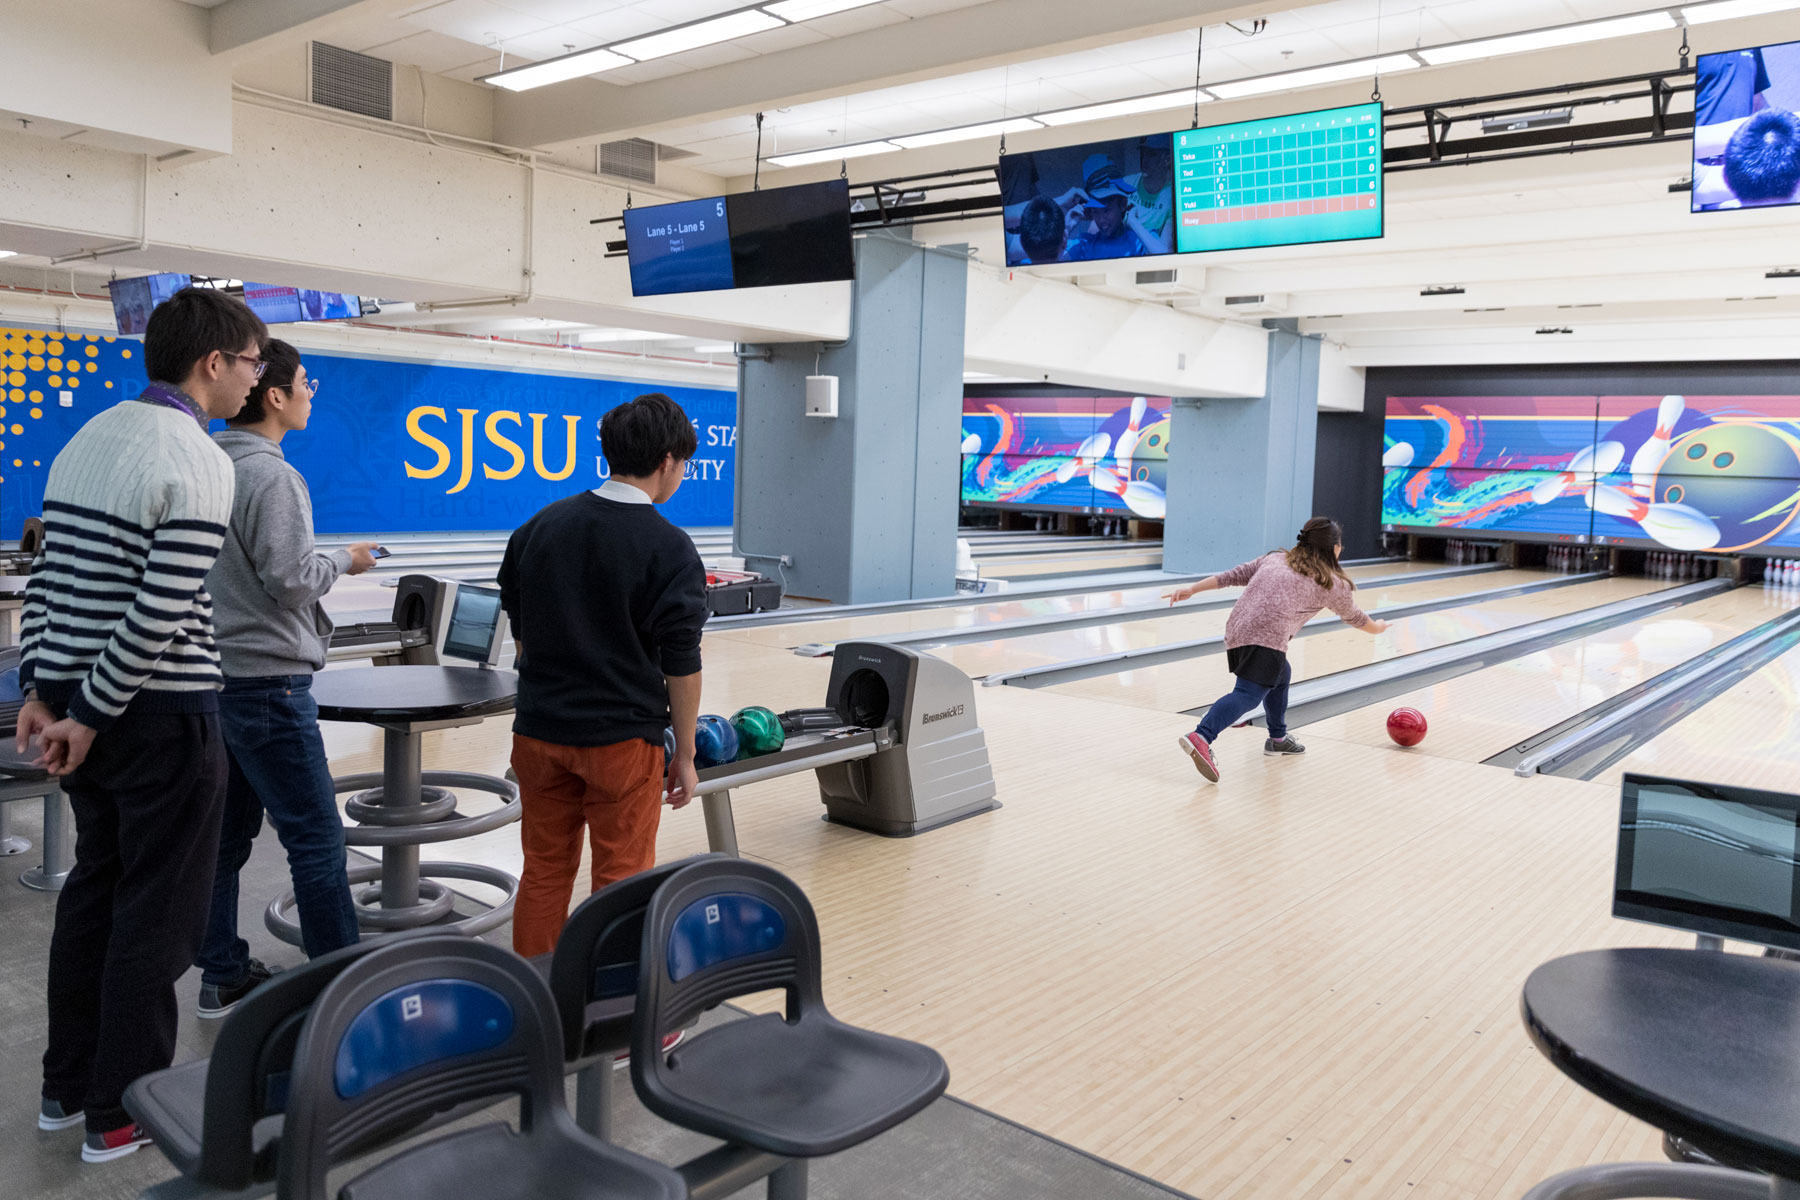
[{"xmin": 509, "ymin": 733, "xmax": 663, "ymax": 957}]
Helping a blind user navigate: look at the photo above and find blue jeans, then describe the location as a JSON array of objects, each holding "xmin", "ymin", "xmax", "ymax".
[
  {"xmin": 197, "ymin": 676, "xmax": 359, "ymax": 985},
  {"xmin": 1195, "ymin": 660, "xmax": 1292, "ymax": 743}
]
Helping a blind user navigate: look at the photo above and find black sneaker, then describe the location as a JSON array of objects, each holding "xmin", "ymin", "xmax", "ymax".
[
  {"xmin": 38, "ymin": 1098, "xmax": 83, "ymax": 1131},
  {"xmin": 1264, "ymin": 735, "xmax": 1306, "ymax": 756},
  {"xmin": 82, "ymin": 1122, "xmax": 151, "ymax": 1163},
  {"xmin": 196, "ymin": 959, "xmax": 278, "ymax": 1020}
]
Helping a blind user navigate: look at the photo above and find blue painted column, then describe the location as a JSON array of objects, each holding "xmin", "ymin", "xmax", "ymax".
[
  {"xmin": 735, "ymin": 234, "xmax": 966, "ymax": 603},
  {"xmin": 1163, "ymin": 321, "xmax": 1320, "ymax": 573}
]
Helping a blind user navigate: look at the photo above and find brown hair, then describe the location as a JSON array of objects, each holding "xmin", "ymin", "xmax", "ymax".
[{"xmin": 1284, "ymin": 517, "xmax": 1353, "ymax": 591}]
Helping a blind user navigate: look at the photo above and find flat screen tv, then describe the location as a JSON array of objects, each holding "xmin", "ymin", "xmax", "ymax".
[
  {"xmin": 108, "ymin": 273, "xmax": 192, "ymax": 336},
  {"xmin": 241, "ymin": 284, "xmax": 363, "ymax": 324},
  {"xmin": 961, "ymin": 391, "xmax": 1170, "ymax": 519},
  {"xmin": 1000, "ymin": 132, "xmax": 1175, "ymax": 266},
  {"xmin": 1693, "ymin": 39, "xmax": 1800, "ymax": 213},
  {"xmin": 1173, "ymin": 102, "xmax": 1383, "ymax": 254},
  {"xmin": 724, "ymin": 179, "xmax": 855, "ymax": 289},
  {"xmin": 623, "ymin": 196, "xmax": 735, "ymax": 296}
]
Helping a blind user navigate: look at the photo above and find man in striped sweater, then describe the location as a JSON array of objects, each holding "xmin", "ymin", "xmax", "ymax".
[{"xmin": 15, "ymin": 287, "xmax": 267, "ymax": 1163}]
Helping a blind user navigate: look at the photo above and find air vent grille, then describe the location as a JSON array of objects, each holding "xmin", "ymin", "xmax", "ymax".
[
  {"xmin": 310, "ymin": 43, "xmax": 393, "ymax": 121},
  {"xmin": 600, "ymin": 138, "xmax": 658, "ymax": 184}
]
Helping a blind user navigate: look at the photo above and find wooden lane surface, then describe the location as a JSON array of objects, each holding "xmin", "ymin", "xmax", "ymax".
[
  {"xmin": 1595, "ymin": 587, "xmax": 1800, "ymax": 789},
  {"xmin": 1294, "ymin": 586, "xmax": 1785, "ymax": 765},
  {"xmin": 925, "ymin": 569, "xmax": 1547, "ymax": 682},
  {"xmin": 319, "ymin": 629, "xmax": 1680, "ymax": 1198},
  {"xmin": 1046, "ymin": 576, "xmax": 1673, "ymax": 715},
  {"xmin": 980, "ymin": 548, "xmax": 1164, "ymax": 578},
  {"xmin": 719, "ymin": 559, "xmax": 1463, "ymax": 652}
]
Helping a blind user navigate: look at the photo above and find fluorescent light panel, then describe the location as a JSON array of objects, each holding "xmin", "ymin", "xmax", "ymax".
[
  {"xmin": 891, "ymin": 116, "xmax": 1042, "ymax": 149},
  {"xmin": 1208, "ymin": 53, "xmax": 1418, "ymax": 99},
  {"xmin": 0, "ymin": 250, "xmax": 16, "ymax": 260},
  {"xmin": 614, "ymin": 9, "xmax": 784, "ymax": 61},
  {"xmin": 482, "ymin": 46, "xmax": 634, "ymax": 90},
  {"xmin": 692, "ymin": 342, "xmax": 736, "ymax": 353},
  {"xmin": 762, "ymin": 0, "xmax": 883, "ymax": 19},
  {"xmin": 766, "ymin": 139, "xmax": 900, "ymax": 166},
  {"xmin": 1681, "ymin": 0, "xmax": 1800, "ymax": 22},
  {"xmin": 1037, "ymin": 89, "xmax": 1204, "ymax": 127},
  {"xmin": 1418, "ymin": 12, "xmax": 1676, "ymax": 66}
]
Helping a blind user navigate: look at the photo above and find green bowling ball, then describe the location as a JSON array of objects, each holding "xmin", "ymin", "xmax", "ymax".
[{"xmin": 729, "ymin": 706, "xmax": 786, "ymax": 760}]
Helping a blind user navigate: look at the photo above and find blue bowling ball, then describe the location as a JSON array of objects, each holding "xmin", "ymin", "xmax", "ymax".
[
  {"xmin": 694, "ymin": 714, "xmax": 740, "ymax": 768},
  {"xmin": 662, "ymin": 726, "xmax": 675, "ymax": 768}
]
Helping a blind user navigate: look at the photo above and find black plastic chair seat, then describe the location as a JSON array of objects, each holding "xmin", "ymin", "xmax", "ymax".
[
  {"xmin": 659, "ymin": 1011, "xmax": 947, "ymax": 1157},
  {"xmin": 340, "ymin": 1120, "xmax": 683, "ymax": 1200},
  {"xmin": 121, "ymin": 1059, "xmax": 212, "ymax": 1176}
]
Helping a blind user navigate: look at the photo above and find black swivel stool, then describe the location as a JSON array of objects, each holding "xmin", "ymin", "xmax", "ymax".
[
  {"xmin": 286, "ymin": 665, "xmax": 521, "ymax": 943},
  {"xmin": 1521, "ymin": 948, "xmax": 1800, "ymax": 1200}
]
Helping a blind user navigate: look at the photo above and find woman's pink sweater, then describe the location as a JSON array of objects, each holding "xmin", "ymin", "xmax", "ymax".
[{"xmin": 1216, "ymin": 552, "xmax": 1370, "ymax": 652}]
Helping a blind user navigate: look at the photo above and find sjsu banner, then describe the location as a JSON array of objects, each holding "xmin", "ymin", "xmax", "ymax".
[{"xmin": 0, "ymin": 326, "xmax": 736, "ymax": 534}]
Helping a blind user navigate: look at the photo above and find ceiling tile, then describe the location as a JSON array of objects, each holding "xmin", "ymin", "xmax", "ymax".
[
  {"xmin": 733, "ymin": 23, "xmax": 832, "ymax": 55},
  {"xmin": 403, "ymin": 0, "xmax": 550, "ymax": 44},
  {"xmin": 663, "ymin": 40, "xmax": 760, "ymax": 70},
  {"xmin": 493, "ymin": 0, "xmax": 633, "ymax": 20},
  {"xmin": 627, "ymin": 0, "xmax": 746, "ymax": 24},
  {"xmin": 568, "ymin": 8, "xmax": 672, "ymax": 41},
  {"xmin": 365, "ymin": 29, "xmax": 514, "ymax": 74},
  {"xmin": 801, "ymin": 4, "xmax": 909, "ymax": 37}
]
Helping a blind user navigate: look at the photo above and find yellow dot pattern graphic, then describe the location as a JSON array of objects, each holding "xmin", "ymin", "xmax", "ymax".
[{"xmin": 0, "ymin": 324, "xmax": 148, "ymax": 524}]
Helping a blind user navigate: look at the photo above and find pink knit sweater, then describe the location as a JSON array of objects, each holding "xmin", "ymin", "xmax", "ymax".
[{"xmin": 1217, "ymin": 552, "xmax": 1370, "ymax": 652}]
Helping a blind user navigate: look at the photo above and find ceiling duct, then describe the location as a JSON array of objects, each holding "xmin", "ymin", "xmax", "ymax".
[
  {"xmin": 1224, "ymin": 293, "xmax": 1289, "ymax": 315},
  {"xmin": 310, "ymin": 43, "xmax": 393, "ymax": 121}
]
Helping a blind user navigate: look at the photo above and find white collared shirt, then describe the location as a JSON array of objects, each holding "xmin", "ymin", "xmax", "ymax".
[{"xmin": 593, "ymin": 479, "xmax": 653, "ymax": 505}]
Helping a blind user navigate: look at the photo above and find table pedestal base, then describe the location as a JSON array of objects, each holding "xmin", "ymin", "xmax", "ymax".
[{"xmin": 1524, "ymin": 1162, "xmax": 1788, "ymax": 1200}]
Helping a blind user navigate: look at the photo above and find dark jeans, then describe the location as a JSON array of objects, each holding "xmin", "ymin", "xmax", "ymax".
[
  {"xmin": 197, "ymin": 675, "xmax": 359, "ymax": 986},
  {"xmin": 43, "ymin": 709, "xmax": 227, "ymax": 1133},
  {"xmin": 1196, "ymin": 660, "xmax": 1293, "ymax": 743}
]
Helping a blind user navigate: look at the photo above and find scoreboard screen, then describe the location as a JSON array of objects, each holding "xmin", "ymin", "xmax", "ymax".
[{"xmin": 1173, "ymin": 102, "xmax": 1383, "ymax": 254}]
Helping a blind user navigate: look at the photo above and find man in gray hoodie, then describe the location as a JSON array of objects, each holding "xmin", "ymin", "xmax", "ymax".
[{"xmin": 197, "ymin": 338, "xmax": 378, "ymax": 1017}]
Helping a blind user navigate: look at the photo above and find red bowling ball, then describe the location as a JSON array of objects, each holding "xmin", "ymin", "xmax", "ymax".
[{"xmin": 1386, "ymin": 707, "xmax": 1428, "ymax": 748}]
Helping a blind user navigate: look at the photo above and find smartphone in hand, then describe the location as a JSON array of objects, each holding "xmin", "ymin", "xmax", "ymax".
[{"xmin": 370, "ymin": 546, "xmax": 391, "ymax": 559}]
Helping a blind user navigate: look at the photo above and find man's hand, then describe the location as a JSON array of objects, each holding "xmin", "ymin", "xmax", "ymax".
[
  {"xmin": 36, "ymin": 717, "xmax": 97, "ymax": 776},
  {"xmin": 15, "ymin": 699, "xmax": 55, "ymax": 757},
  {"xmin": 665, "ymin": 756, "xmax": 699, "ymax": 811},
  {"xmin": 346, "ymin": 542, "xmax": 381, "ymax": 575}
]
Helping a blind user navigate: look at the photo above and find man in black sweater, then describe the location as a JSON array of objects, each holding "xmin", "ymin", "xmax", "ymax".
[{"xmin": 498, "ymin": 393, "xmax": 707, "ymax": 957}]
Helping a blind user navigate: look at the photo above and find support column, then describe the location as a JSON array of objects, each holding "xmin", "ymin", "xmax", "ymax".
[
  {"xmin": 1163, "ymin": 321, "xmax": 1320, "ymax": 573},
  {"xmin": 736, "ymin": 235, "xmax": 966, "ymax": 604}
]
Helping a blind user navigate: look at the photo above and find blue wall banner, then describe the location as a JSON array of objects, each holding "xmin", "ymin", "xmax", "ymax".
[{"xmin": 0, "ymin": 326, "xmax": 736, "ymax": 534}]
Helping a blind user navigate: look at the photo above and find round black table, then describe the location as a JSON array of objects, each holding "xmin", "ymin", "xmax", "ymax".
[
  {"xmin": 266, "ymin": 666, "xmax": 521, "ymax": 943},
  {"xmin": 1521, "ymin": 947, "xmax": 1800, "ymax": 1200}
]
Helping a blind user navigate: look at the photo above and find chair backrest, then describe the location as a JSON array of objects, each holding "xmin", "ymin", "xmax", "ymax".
[
  {"xmin": 276, "ymin": 935, "xmax": 565, "ymax": 1200},
  {"xmin": 631, "ymin": 857, "xmax": 824, "ymax": 1083},
  {"xmin": 191, "ymin": 937, "xmax": 390, "ymax": 1189},
  {"xmin": 546, "ymin": 857, "xmax": 715, "ymax": 1062}
]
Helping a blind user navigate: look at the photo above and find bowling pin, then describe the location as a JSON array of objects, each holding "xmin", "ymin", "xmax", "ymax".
[
  {"xmin": 1113, "ymin": 397, "xmax": 1148, "ymax": 472},
  {"xmin": 1591, "ymin": 486, "xmax": 1722, "ymax": 551},
  {"xmin": 961, "ymin": 432, "xmax": 982, "ymax": 455},
  {"xmin": 1630, "ymin": 395, "xmax": 1687, "ymax": 493},
  {"xmin": 1383, "ymin": 442, "xmax": 1416, "ymax": 469}
]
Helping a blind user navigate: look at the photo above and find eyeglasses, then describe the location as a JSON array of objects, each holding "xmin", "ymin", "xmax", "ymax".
[
  {"xmin": 279, "ymin": 376, "xmax": 319, "ymax": 397},
  {"xmin": 220, "ymin": 350, "xmax": 268, "ymax": 380}
]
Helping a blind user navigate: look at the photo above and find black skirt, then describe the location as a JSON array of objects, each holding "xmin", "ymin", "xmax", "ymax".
[{"xmin": 1226, "ymin": 644, "xmax": 1289, "ymax": 689}]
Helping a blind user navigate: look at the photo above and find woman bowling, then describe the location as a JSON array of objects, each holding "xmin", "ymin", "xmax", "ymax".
[{"xmin": 1161, "ymin": 517, "xmax": 1387, "ymax": 783}]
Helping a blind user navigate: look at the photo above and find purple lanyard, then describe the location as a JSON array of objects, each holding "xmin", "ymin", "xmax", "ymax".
[{"xmin": 137, "ymin": 383, "xmax": 206, "ymax": 425}]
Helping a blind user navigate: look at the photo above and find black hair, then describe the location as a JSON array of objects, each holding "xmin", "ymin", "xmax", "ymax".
[
  {"xmin": 1285, "ymin": 516, "xmax": 1353, "ymax": 590},
  {"xmin": 1019, "ymin": 195, "xmax": 1065, "ymax": 262},
  {"xmin": 600, "ymin": 393, "xmax": 697, "ymax": 477},
  {"xmin": 1724, "ymin": 108, "xmax": 1800, "ymax": 204},
  {"xmin": 143, "ymin": 286, "xmax": 267, "ymax": 386},
  {"xmin": 228, "ymin": 338, "xmax": 302, "ymax": 426}
]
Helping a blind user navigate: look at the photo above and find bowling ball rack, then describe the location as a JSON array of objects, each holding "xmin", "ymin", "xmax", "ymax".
[{"xmin": 685, "ymin": 723, "xmax": 898, "ymax": 855}]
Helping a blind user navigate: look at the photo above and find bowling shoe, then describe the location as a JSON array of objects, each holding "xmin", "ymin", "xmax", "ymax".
[
  {"xmin": 1264, "ymin": 736, "xmax": 1306, "ymax": 756},
  {"xmin": 1178, "ymin": 732, "xmax": 1219, "ymax": 782}
]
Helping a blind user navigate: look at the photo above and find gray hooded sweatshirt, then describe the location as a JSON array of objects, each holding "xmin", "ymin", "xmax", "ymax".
[{"xmin": 206, "ymin": 429, "xmax": 352, "ymax": 677}]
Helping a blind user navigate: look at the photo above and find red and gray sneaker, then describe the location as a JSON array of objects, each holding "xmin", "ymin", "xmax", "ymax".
[
  {"xmin": 38, "ymin": 1098, "xmax": 83, "ymax": 1131},
  {"xmin": 613, "ymin": 1028, "xmax": 686, "ymax": 1070},
  {"xmin": 1178, "ymin": 731, "xmax": 1220, "ymax": 782},
  {"xmin": 82, "ymin": 1122, "xmax": 151, "ymax": 1163}
]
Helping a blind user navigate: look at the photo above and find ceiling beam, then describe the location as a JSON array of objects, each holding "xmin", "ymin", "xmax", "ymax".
[
  {"xmin": 493, "ymin": 0, "xmax": 1255, "ymax": 150},
  {"xmin": 208, "ymin": 0, "xmax": 390, "ymax": 57}
]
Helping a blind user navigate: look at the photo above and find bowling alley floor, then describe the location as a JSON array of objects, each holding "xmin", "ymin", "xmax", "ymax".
[{"xmin": 295, "ymin": 607, "xmax": 1695, "ymax": 1200}]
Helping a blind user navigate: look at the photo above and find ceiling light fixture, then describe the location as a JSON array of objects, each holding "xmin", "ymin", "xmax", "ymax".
[
  {"xmin": 692, "ymin": 341, "xmax": 737, "ymax": 353},
  {"xmin": 1681, "ymin": 0, "xmax": 1800, "ymax": 23},
  {"xmin": 766, "ymin": 138, "xmax": 901, "ymax": 167},
  {"xmin": 890, "ymin": 116, "xmax": 1043, "ymax": 149},
  {"xmin": 481, "ymin": 46, "xmax": 635, "ymax": 91},
  {"xmin": 1418, "ymin": 12, "xmax": 1676, "ymax": 66},
  {"xmin": 0, "ymin": 250, "xmax": 16, "ymax": 259},
  {"xmin": 1036, "ymin": 90, "xmax": 1205, "ymax": 127},
  {"xmin": 614, "ymin": 9, "xmax": 785, "ymax": 62},
  {"xmin": 762, "ymin": 0, "xmax": 883, "ymax": 19},
  {"xmin": 1207, "ymin": 53, "xmax": 1419, "ymax": 100}
]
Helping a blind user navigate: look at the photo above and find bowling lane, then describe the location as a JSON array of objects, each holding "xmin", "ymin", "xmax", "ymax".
[
  {"xmin": 1046, "ymin": 574, "xmax": 1671, "ymax": 714},
  {"xmin": 932, "ymin": 569, "xmax": 1548, "ymax": 681},
  {"xmin": 1295, "ymin": 585, "xmax": 1783, "ymax": 763},
  {"xmin": 713, "ymin": 559, "xmax": 1455, "ymax": 651},
  {"xmin": 978, "ymin": 548, "xmax": 1163, "ymax": 578},
  {"xmin": 1592, "ymin": 589, "xmax": 1800, "ymax": 790}
]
